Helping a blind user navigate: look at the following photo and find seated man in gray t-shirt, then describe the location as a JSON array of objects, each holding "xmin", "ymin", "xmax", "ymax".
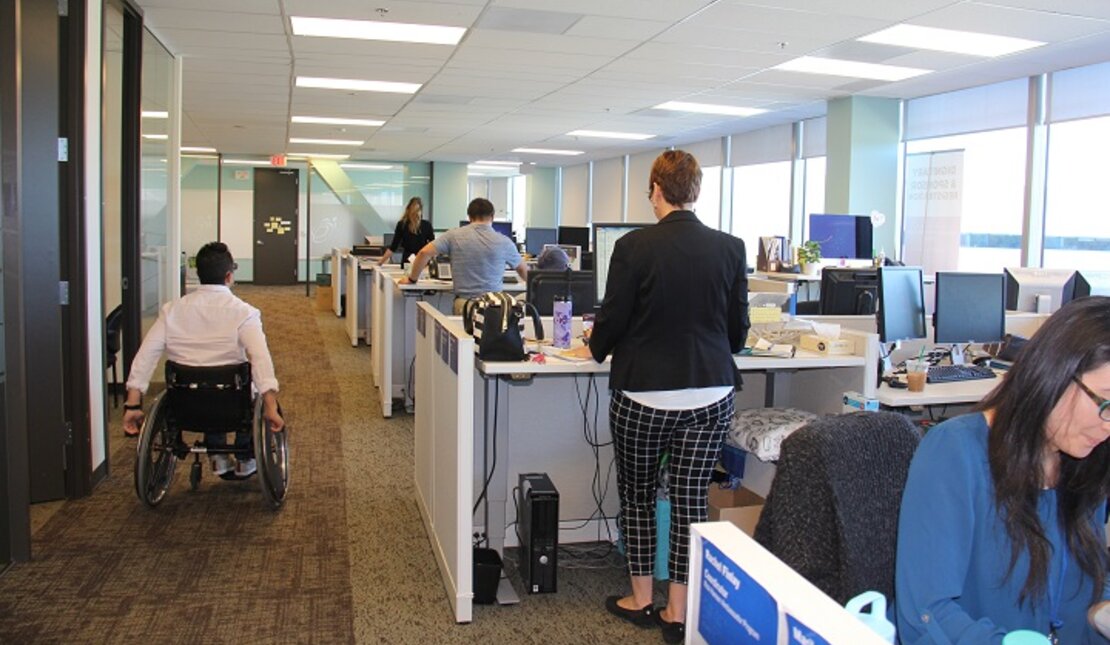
[{"xmin": 401, "ymin": 197, "xmax": 527, "ymax": 311}]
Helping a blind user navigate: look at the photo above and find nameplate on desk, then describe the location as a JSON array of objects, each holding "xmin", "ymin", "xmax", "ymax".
[
  {"xmin": 785, "ymin": 615, "xmax": 831, "ymax": 645},
  {"xmin": 698, "ymin": 540, "xmax": 778, "ymax": 645},
  {"xmin": 417, "ymin": 307, "xmax": 426, "ymax": 336}
]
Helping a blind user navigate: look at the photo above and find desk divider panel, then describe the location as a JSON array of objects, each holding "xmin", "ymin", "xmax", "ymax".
[{"xmin": 414, "ymin": 302, "xmax": 475, "ymax": 623}]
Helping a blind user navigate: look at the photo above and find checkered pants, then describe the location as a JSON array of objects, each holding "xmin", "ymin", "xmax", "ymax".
[{"xmin": 610, "ymin": 390, "xmax": 734, "ymax": 585}]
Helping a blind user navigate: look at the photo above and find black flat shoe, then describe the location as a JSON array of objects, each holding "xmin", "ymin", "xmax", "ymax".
[
  {"xmin": 655, "ymin": 610, "xmax": 685, "ymax": 644},
  {"xmin": 604, "ymin": 596, "xmax": 655, "ymax": 628}
]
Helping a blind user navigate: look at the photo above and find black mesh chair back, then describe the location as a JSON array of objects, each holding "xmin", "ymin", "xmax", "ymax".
[
  {"xmin": 164, "ymin": 361, "xmax": 253, "ymax": 433},
  {"xmin": 105, "ymin": 304, "xmax": 124, "ymax": 406}
]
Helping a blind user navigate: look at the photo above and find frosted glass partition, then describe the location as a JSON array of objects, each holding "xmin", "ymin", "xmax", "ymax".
[{"xmin": 140, "ymin": 29, "xmax": 174, "ymax": 324}]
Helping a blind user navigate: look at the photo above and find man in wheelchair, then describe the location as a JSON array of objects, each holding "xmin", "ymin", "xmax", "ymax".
[{"xmin": 121, "ymin": 242, "xmax": 284, "ymax": 481}]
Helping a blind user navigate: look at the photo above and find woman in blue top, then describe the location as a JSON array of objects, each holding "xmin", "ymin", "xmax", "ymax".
[{"xmin": 896, "ymin": 296, "xmax": 1110, "ymax": 644}]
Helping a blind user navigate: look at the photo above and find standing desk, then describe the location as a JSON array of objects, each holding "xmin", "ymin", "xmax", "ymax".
[
  {"xmin": 412, "ymin": 301, "xmax": 877, "ymax": 623},
  {"xmin": 344, "ymin": 255, "xmax": 379, "ymax": 346},
  {"xmin": 370, "ymin": 269, "xmax": 524, "ymax": 417}
]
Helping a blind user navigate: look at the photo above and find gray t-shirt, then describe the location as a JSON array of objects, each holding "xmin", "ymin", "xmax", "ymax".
[{"xmin": 433, "ymin": 223, "xmax": 522, "ymax": 298}]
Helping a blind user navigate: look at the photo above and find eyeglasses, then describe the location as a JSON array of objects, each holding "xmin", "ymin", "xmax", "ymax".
[
  {"xmin": 1073, "ymin": 376, "xmax": 1110, "ymax": 422},
  {"xmin": 232, "ymin": 262, "xmax": 239, "ymax": 271}
]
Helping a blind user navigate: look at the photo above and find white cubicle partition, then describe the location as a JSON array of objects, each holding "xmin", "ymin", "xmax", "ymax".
[
  {"xmin": 414, "ymin": 302, "xmax": 476, "ymax": 624},
  {"xmin": 688, "ymin": 522, "xmax": 887, "ymax": 645}
]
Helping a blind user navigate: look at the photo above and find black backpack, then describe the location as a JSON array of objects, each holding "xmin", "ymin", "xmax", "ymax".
[{"xmin": 463, "ymin": 292, "xmax": 544, "ymax": 361}]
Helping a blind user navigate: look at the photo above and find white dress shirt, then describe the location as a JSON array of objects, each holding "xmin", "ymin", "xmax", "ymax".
[{"xmin": 126, "ymin": 285, "xmax": 279, "ymax": 395}]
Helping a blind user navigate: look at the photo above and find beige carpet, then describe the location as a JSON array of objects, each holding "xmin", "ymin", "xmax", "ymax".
[{"xmin": 0, "ymin": 285, "xmax": 661, "ymax": 644}]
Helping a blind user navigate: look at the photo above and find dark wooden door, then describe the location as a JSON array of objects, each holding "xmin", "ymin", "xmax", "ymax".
[{"xmin": 252, "ymin": 168, "xmax": 299, "ymax": 285}]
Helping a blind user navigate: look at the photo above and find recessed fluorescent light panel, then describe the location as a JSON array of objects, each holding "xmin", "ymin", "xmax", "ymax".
[
  {"xmin": 289, "ymin": 137, "xmax": 364, "ymax": 146},
  {"xmin": 141, "ymin": 110, "xmax": 168, "ymax": 119},
  {"xmin": 512, "ymin": 148, "xmax": 584, "ymax": 156},
  {"xmin": 341, "ymin": 163, "xmax": 395, "ymax": 170},
  {"xmin": 290, "ymin": 16, "xmax": 465, "ymax": 45},
  {"xmin": 567, "ymin": 130, "xmax": 654, "ymax": 141},
  {"xmin": 181, "ymin": 146, "xmax": 217, "ymax": 153},
  {"xmin": 287, "ymin": 153, "xmax": 351, "ymax": 160},
  {"xmin": 296, "ymin": 76, "xmax": 421, "ymax": 94},
  {"xmin": 292, "ymin": 116, "xmax": 386, "ymax": 127},
  {"xmin": 653, "ymin": 101, "xmax": 766, "ymax": 117},
  {"xmin": 774, "ymin": 56, "xmax": 930, "ymax": 81},
  {"xmin": 223, "ymin": 159, "xmax": 270, "ymax": 166},
  {"xmin": 468, "ymin": 165, "xmax": 519, "ymax": 172},
  {"xmin": 858, "ymin": 24, "xmax": 1044, "ymax": 57},
  {"xmin": 142, "ymin": 134, "xmax": 168, "ymax": 140},
  {"xmin": 475, "ymin": 160, "xmax": 521, "ymax": 166}
]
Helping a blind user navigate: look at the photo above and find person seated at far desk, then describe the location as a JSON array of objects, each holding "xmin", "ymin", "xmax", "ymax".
[
  {"xmin": 896, "ymin": 296, "xmax": 1110, "ymax": 644},
  {"xmin": 400, "ymin": 197, "xmax": 527, "ymax": 314},
  {"xmin": 536, "ymin": 245, "xmax": 571, "ymax": 271}
]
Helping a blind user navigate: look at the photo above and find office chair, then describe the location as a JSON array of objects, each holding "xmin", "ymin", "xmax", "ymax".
[
  {"xmin": 105, "ymin": 304, "xmax": 124, "ymax": 408},
  {"xmin": 753, "ymin": 411, "xmax": 920, "ymax": 604}
]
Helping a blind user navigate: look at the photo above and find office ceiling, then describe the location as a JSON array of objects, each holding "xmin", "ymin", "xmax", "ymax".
[{"xmin": 134, "ymin": 0, "xmax": 1110, "ymax": 164}]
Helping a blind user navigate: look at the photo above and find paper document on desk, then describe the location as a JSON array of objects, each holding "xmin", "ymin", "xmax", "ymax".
[
  {"xmin": 745, "ymin": 338, "xmax": 796, "ymax": 358},
  {"xmin": 787, "ymin": 319, "xmax": 841, "ymax": 339},
  {"xmin": 540, "ymin": 344, "xmax": 594, "ymax": 363}
]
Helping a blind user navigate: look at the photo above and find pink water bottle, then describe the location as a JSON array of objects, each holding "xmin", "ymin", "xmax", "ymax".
[{"xmin": 553, "ymin": 295, "xmax": 572, "ymax": 349}]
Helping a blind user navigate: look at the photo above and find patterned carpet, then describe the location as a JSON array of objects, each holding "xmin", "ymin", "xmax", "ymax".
[{"xmin": 0, "ymin": 285, "xmax": 656, "ymax": 644}]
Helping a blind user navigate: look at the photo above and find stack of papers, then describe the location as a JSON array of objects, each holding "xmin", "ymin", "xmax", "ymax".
[{"xmin": 744, "ymin": 338, "xmax": 796, "ymax": 358}]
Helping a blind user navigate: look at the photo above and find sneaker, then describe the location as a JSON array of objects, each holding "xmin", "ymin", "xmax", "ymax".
[
  {"xmin": 210, "ymin": 454, "xmax": 233, "ymax": 476},
  {"xmin": 235, "ymin": 458, "xmax": 257, "ymax": 478}
]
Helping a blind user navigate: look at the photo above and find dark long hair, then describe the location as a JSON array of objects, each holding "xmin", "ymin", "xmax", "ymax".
[{"xmin": 977, "ymin": 296, "xmax": 1110, "ymax": 605}]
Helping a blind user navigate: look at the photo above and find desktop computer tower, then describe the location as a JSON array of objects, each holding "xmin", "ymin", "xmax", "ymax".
[{"xmin": 518, "ymin": 473, "xmax": 559, "ymax": 594}]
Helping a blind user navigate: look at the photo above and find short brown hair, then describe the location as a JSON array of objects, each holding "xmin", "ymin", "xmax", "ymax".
[
  {"xmin": 467, "ymin": 197, "xmax": 495, "ymax": 220},
  {"xmin": 649, "ymin": 150, "xmax": 701, "ymax": 206}
]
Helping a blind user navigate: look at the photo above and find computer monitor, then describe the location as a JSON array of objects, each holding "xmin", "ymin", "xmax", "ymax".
[
  {"xmin": 593, "ymin": 223, "xmax": 647, "ymax": 304},
  {"xmin": 526, "ymin": 270, "xmax": 596, "ymax": 316},
  {"xmin": 1003, "ymin": 267, "xmax": 1080, "ymax": 312},
  {"xmin": 819, "ymin": 268, "xmax": 878, "ymax": 315},
  {"xmin": 525, "ymin": 227, "xmax": 558, "ymax": 256},
  {"xmin": 1077, "ymin": 270, "xmax": 1110, "ymax": 297},
  {"xmin": 458, "ymin": 219, "xmax": 469, "ymax": 228},
  {"xmin": 877, "ymin": 267, "xmax": 926, "ymax": 344},
  {"xmin": 383, "ymin": 232, "xmax": 394, "ymax": 248},
  {"xmin": 558, "ymin": 226, "xmax": 590, "ymax": 250},
  {"xmin": 809, "ymin": 214, "xmax": 873, "ymax": 260},
  {"xmin": 934, "ymin": 272, "xmax": 1006, "ymax": 355},
  {"xmin": 491, "ymin": 221, "xmax": 514, "ymax": 240}
]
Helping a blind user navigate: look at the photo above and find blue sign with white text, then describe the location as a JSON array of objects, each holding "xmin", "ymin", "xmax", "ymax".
[
  {"xmin": 786, "ymin": 614, "xmax": 832, "ymax": 645},
  {"xmin": 698, "ymin": 541, "xmax": 778, "ymax": 644}
]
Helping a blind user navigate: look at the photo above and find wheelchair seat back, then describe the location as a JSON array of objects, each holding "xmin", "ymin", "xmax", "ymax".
[{"xmin": 164, "ymin": 361, "xmax": 254, "ymax": 433}]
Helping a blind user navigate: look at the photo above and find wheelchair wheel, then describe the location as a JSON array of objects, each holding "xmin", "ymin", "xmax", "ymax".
[
  {"xmin": 134, "ymin": 392, "xmax": 178, "ymax": 507},
  {"xmin": 253, "ymin": 399, "xmax": 289, "ymax": 510}
]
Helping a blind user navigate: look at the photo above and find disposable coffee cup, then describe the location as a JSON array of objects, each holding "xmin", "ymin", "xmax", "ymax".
[{"xmin": 905, "ymin": 359, "xmax": 928, "ymax": 392}]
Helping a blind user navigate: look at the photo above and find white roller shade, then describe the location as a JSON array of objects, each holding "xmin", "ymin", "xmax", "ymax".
[
  {"xmin": 802, "ymin": 117, "xmax": 827, "ymax": 159},
  {"xmin": 729, "ymin": 123, "xmax": 793, "ymax": 167},
  {"xmin": 592, "ymin": 157, "xmax": 625, "ymax": 223},
  {"xmin": 560, "ymin": 163, "xmax": 588, "ymax": 227},
  {"xmin": 1050, "ymin": 60, "xmax": 1110, "ymax": 123},
  {"xmin": 627, "ymin": 149, "xmax": 664, "ymax": 223},
  {"xmin": 905, "ymin": 78, "xmax": 1028, "ymax": 141},
  {"xmin": 677, "ymin": 137, "xmax": 724, "ymax": 167}
]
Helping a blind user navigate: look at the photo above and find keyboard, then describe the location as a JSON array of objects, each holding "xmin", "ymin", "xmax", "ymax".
[
  {"xmin": 503, "ymin": 276, "xmax": 519, "ymax": 284},
  {"xmin": 927, "ymin": 364, "xmax": 997, "ymax": 384}
]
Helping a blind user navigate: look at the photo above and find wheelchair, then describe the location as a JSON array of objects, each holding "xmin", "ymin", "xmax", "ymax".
[{"xmin": 134, "ymin": 361, "xmax": 290, "ymax": 510}]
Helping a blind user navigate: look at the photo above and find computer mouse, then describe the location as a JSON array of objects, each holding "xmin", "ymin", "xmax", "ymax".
[
  {"xmin": 973, "ymin": 356, "xmax": 992, "ymax": 367},
  {"xmin": 886, "ymin": 377, "xmax": 908, "ymax": 389}
]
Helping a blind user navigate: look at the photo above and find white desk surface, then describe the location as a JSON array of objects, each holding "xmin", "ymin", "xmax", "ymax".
[
  {"xmin": 756, "ymin": 271, "xmax": 821, "ymax": 282},
  {"xmin": 876, "ymin": 372, "xmax": 1002, "ymax": 407},
  {"xmin": 478, "ymin": 347, "xmax": 865, "ymax": 375},
  {"xmin": 388, "ymin": 274, "xmax": 526, "ymax": 293}
]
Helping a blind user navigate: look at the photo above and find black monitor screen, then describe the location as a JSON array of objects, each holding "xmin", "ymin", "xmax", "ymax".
[
  {"xmin": 593, "ymin": 223, "xmax": 647, "ymax": 304},
  {"xmin": 458, "ymin": 219, "xmax": 469, "ymax": 228},
  {"xmin": 877, "ymin": 266, "xmax": 926, "ymax": 343},
  {"xmin": 491, "ymin": 221, "xmax": 514, "ymax": 240},
  {"xmin": 819, "ymin": 268, "xmax": 879, "ymax": 315},
  {"xmin": 526, "ymin": 270, "xmax": 596, "ymax": 316},
  {"xmin": 934, "ymin": 272, "xmax": 1006, "ymax": 344},
  {"xmin": 1003, "ymin": 267, "xmax": 1079, "ymax": 312},
  {"xmin": 809, "ymin": 214, "xmax": 873, "ymax": 260},
  {"xmin": 558, "ymin": 226, "xmax": 590, "ymax": 249},
  {"xmin": 525, "ymin": 227, "xmax": 558, "ymax": 256}
]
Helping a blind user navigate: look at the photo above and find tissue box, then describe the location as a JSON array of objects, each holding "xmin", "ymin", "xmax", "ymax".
[{"xmin": 799, "ymin": 333, "xmax": 853, "ymax": 355}]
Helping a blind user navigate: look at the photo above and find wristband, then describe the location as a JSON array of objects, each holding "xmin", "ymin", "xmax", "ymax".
[{"xmin": 123, "ymin": 403, "xmax": 142, "ymax": 411}]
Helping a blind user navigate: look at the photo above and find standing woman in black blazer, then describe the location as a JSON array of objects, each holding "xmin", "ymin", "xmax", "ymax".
[
  {"xmin": 589, "ymin": 150, "xmax": 749, "ymax": 643},
  {"xmin": 380, "ymin": 196, "xmax": 434, "ymax": 266}
]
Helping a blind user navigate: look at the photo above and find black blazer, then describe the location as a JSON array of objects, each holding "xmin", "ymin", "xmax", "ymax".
[
  {"xmin": 391, "ymin": 219, "xmax": 435, "ymax": 262},
  {"xmin": 589, "ymin": 210, "xmax": 749, "ymax": 392}
]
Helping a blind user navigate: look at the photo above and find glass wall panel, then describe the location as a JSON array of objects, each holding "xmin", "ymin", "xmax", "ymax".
[
  {"xmin": 1044, "ymin": 115, "xmax": 1110, "ymax": 270},
  {"xmin": 904, "ymin": 128, "xmax": 1026, "ymax": 271},
  {"xmin": 731, "ymin": 161, "xmax": 792, "ymax": 266},
  {"xmin": 180, "ymin": 155, "xmax": 218, "ymax": 285},
  {"xmin": 694, "ymin": 166, "xmax": 721, "ymax": 230},
  {"xmin": 139, "ymin": 30, "xmax": 174, "ymax": 328},
  {"xmin": 802, "ymin": 156, "xmax": 826, "ymax": 240}
]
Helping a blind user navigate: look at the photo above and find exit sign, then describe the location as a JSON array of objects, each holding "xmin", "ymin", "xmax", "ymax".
[{"xmin": 270, "ymin": 154, "xmax": 286, "ymax": 167}]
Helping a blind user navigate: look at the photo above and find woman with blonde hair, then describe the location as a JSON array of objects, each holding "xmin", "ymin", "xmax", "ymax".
[{"xmin": 381, "ymin": 196, "xmax": 434, "ymax": 266}]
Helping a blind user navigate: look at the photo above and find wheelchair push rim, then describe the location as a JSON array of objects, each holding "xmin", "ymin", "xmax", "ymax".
[
  {"xmin": 254, "ymin": 398, "xmax": 290, "ymax": 510},
  {"xmin": 134, "ymin": 392, "xmax": 178, "ymax": 507}
]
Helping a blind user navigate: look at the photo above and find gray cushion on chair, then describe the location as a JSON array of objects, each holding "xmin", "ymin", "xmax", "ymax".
[{"xmin": 753, "ymin": 411, "xmax": 921, "ymax": 604}]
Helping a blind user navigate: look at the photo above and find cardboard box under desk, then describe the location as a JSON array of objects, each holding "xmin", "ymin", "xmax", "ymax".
[
  {"xmin": 707, "ymin": 484, "xmax": 765, "ymax": 536},
  {"xmin": 315, "ymin": 285, "xmax": 333, "ymax": 311}
]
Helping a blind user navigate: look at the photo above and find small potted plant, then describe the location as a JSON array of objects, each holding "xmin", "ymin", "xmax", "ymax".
[{"xmin": 798, "ymin": 240, "xmax": 822, "ymax": 275}]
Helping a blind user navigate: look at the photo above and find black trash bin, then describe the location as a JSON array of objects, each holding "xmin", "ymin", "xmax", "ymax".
[{"xmin": 473, "ymin": 547, "xmax": 503, "ymax": 604}]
